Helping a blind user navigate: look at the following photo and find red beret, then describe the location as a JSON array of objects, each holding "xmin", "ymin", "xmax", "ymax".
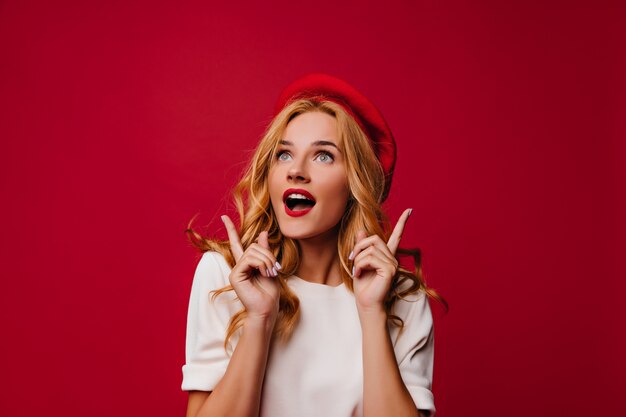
[{"xmin": 274, "ymin": 73, "xmax": 397, "ymax": 202}]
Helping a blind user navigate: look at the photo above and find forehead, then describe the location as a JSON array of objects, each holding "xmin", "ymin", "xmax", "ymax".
[{"xmin": 281, "ymin": 111, "xmax": 340, "ymax": 146}]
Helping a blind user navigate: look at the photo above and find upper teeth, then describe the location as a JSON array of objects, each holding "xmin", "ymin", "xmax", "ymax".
[{"xmin": 287, "ymin": 193, "xmax": 313, "ymax": 201}]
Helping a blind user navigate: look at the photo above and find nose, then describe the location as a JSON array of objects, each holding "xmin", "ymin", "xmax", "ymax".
[{"xmin": 287, "ymin": 159, "xmax": 310, "ymax": 183}]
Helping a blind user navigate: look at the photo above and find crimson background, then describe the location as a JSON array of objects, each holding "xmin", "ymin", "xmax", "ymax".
[{"xmin": 1, "ymin": 1, "xmax": 624, "ymax": 416}]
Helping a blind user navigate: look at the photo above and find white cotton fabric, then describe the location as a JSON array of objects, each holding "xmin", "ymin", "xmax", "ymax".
[{"xmin": 181, "ymin": 251, "xmax": 436, "ymax": 416}]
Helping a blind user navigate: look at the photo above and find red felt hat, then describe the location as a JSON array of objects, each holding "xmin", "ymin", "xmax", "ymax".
[{"xmin": 274, "ymin": 73, "xmax": 397, "ymax": 202}]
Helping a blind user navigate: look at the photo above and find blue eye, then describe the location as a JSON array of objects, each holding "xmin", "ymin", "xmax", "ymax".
[
  {"xmin": 316, "ymin": 151, "xmax": 334, "ymax": 163},
  {"xmin": 276, "ymin": 150, "xmax": 291, "ymax": 161}
]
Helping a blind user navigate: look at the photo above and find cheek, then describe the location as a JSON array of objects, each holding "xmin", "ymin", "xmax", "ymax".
[
  {"xmin": 323, "ymin": 173, "xmax": 349, "ymax": 209},
  {"xmin": 268, "ymin": 170, "xmax": 280, "ymax": 196}
]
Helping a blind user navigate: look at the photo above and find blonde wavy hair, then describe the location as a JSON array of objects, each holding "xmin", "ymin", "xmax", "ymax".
[{"xmin": 186, "ymin": 98, "xmax": 448, "ymax": 351}]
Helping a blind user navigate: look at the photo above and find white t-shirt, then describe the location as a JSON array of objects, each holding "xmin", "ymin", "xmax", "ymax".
[{"xmin": 181, "ymin": 251, "xmax": 436, "ymax": 416}]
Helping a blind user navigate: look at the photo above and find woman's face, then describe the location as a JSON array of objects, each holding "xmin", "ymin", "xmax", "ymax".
[{"xmin": 268, "ymin": 111, "xmax": 350, "ymax": 241}]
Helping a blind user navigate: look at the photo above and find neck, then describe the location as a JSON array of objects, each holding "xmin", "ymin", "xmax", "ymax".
[{"xmin": 295, "ymin": 226, "xmax": 343, "ymax": 287}]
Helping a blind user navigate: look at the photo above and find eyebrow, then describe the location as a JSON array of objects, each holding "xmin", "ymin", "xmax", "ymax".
[{"xmin": 279, "ymin": 140, "xmax": 339, "ymax": 150}]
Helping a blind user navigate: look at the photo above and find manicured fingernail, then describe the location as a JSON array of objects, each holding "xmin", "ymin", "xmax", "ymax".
[
  {"xmin": 352, "ymin": 266, "xmax": 355, "ymax": 276},
  {"xmin": 265, "ymin": 268, "xmax": 270, "ymax": 277},
  {"xmin": 272, "ymin": 267, "xmax": 278, "ymax": 276},
  {"xmin": 220, "ymin": 215, "xmax": 226, "ymax": 222},
  {"xmin": 408, "ymin": 208, "xmax": 413, "ymax": 216},
  {"xmin": 348, "ymin": 250, "xmax": 354, "ymax": 260},
  {"xmin": 275, "ymin": 261, "xmax": 282, "ymax": 270}
]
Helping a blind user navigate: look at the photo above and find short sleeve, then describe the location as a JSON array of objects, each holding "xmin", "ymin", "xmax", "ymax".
[
  {"xmin": 390, "ymin": 290, "xmax": 436, "ymax": 416},
  {"xmin": 181, "ymin": 251, "xmax": 241, "ymax": 391}
]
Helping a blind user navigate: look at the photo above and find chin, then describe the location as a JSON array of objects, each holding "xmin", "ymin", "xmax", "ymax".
[
  {"xmin": 276, "ymin": 224, "xmax": 313, "ymax": 240},
  {"xmin": 277, "ymin": 222, "xmax": 340, "ymax": 241}
]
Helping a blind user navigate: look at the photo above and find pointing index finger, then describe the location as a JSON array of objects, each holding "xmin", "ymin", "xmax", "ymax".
[
  {"xmin": 387, "ymin": 208, "xmax": 412, "ymax": 255},
  {"xmin": 221, "ymin": 215, "xmax": 244, "ymax": 261}
]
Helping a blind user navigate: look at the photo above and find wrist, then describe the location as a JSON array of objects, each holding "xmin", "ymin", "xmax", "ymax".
[
  {"xmin": 244, "ymin": 314, "xmax": 277, "ymax": 334},
  {"xmin": 357, "ymin": 306, "xmax": 387, "ymax": 324}
]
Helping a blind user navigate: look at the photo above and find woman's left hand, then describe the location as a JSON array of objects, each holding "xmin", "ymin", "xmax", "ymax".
[{"xmin": 350, "ymin": 208, "xmax": 412, "ymax": 315}]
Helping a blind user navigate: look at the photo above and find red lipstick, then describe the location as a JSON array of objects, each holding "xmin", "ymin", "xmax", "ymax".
[{"xmin": 283, "ymin": 188, "xmax": 316, "ymax": 217}]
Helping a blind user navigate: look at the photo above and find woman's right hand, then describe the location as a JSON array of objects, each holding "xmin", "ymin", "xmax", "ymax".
[{"xmin": 221, "ymin": 215, "xmax": 281, "ymax": 324}]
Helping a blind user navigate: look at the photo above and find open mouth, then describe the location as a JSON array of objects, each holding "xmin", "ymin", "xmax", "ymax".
[
  {"xmin": 285, "ymin": 196, "xmax": 316, "ymax": 211},
  {"xmin": 283, "ymin": 189, "xmax": 317, "ymax": 215}
]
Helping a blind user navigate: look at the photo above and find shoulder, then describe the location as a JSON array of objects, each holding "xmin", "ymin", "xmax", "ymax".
[
  {"xmin": 192, "ymin": 250, "xmax": 232, "ymax": 290},
  {"xmin": 393, "ymin": 289, "xmax": 430, "ymax": 318},
  {"xmin": 391, "ymin": 280, "xmax": 433, "ymax": 332},
  {"xmin": 394, "ymin": 278, "xmax": 430, "ymax": 310},
  {"xmin": 187, "ymin": 250, "xmax": 240, "ymax": 310},
  {"xmin": 389, "ymin": 286, "xmax": 434, "ymax": 351}
]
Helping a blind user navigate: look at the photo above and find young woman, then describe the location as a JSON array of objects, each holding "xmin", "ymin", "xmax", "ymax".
[{"xmin": 181, "ymin": 73, "xmax": 447, "ymax": 417}]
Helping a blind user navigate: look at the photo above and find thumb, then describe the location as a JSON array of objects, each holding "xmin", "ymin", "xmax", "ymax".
[{"xmin": 257, "ymin": 230, "xmax": 270, "ymax": 250}]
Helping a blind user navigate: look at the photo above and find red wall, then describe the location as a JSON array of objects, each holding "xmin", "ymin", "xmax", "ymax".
[{"xmin": 1, "ymin": 1, "xmax": 623, "ymax": 416}]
